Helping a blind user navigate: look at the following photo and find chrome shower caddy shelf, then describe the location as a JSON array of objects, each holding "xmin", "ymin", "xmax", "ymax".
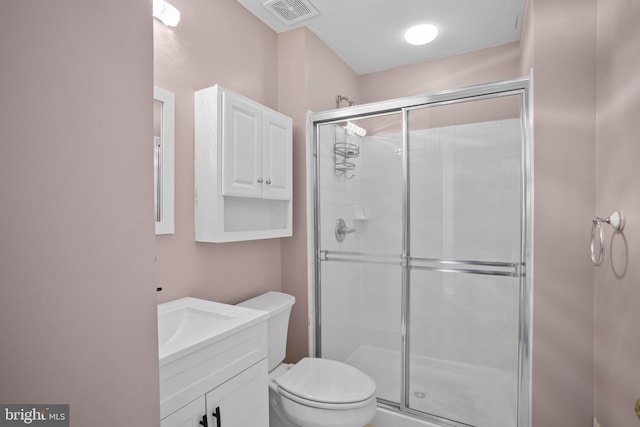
[{"xmin": 334, "ymin": 141, "xmax": 360, "ymax": 179}]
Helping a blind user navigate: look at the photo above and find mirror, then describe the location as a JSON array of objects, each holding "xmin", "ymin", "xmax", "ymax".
[{"xmin": 154, "ymin": 86, "xmax": 175, "ymax": 235}]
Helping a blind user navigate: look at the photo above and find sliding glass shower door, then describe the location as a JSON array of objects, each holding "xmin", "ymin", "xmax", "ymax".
[
  {"xmin": 317, "ymin": 112, "xmax": 404, "ymax": 405},
  {"xmin": 405, "ymin": 96, "xmax": 524, "ymax": 426},
  {"xmin": 312, "ymin": 79, "xmax": 530, "ymax": 427}
]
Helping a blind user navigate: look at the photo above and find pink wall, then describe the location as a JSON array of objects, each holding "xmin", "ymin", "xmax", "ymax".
[
  {"xmin": 153, "ymin": 2, "xmax": 361, "ymax": 362},
  {"xmin": 595, "ymin": 1, "xmax": 640, "ymax": 426},
  {"xmin": 0, "ymin": 1, "xmax": 159, "ymax": 426},
  {"xmin": 154, "ymin": 0, "xmax": 283, "ymax": 305},
  {"xmin": 304, "ymin": 31, "xmax": 362, "ymax": 112},
  {"xmin": 358, "ymin": 42, "xmax": 522, "ymax": 135},
  {"xmin": 4, "ymin": 1, "xmax": 635, "ymax": 426},
  {"xmin": 361, "ymin": 42, "xmax": 521, "ymax": 102},
  {"xmin": 277, "ymin": 28, "xmax": 311, "ymax": 363},
  {"xmin": 278, "ymin": 28, "xmax": 361, "ymax": 362},
  {"xmin": 526, "ymin": 1, "xmax": 598, "ymax": 426},
  {"xmin": 151, "ymin": 0, "xmax": 638, "ymax": 427}
]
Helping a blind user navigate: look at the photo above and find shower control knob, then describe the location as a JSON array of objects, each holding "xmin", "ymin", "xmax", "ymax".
[{"xmin": 335, "ymin": 218, "xmax": 356, "ymax": 242}]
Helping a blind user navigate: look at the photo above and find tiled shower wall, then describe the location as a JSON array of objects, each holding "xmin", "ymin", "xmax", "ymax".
[{"xmin": 311, "ymin": 118, "xmax": 522, "ymax": 372}]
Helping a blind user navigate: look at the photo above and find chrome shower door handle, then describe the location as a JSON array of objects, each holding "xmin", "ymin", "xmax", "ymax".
[{"xmin": 335, "ymin": 218, "xmax": 356, "ymax": 242}]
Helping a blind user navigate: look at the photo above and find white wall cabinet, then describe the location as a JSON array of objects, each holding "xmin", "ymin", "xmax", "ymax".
[
  {"xmin": 195, "ymin": 84, "xmax": 293, "ymax": 242},
  {"xmin": 221, "ymin": 93, "xmax": 262, "ymax": 198},
  {"xmin": 261, "ymin": 109, "xmax": 293, "ymax": 200},
  {"xmin": 161, "ymin": 360, "xmax": 268, "ymax": 427}
]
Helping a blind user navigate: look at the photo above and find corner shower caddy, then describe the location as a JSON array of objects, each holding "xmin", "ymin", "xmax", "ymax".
[
  {"xmin": 333, "ymin": 140, "xmax": 360, "ymax": 179},
  {"xmin": 333, "ymin": 94, "xmax": 364, "ymax": 179}
]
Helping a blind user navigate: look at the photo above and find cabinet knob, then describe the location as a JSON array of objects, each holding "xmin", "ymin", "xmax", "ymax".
[
  {"xmin": 266, "ymin": 179, "xmax": 271, "ymax": 185},
  {"xmin": 257, "ymin": 179, "xmax": 263, "ymax": 183},
  {"xmin": 199, "ymin": 414, "xmax": 208, "ymax": 427}
]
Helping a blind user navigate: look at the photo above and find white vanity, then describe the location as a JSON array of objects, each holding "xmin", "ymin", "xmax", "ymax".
[
  {"xmin": 158, "ymin": 297, "xmax": 269, "ymax": 427},
  {"xmin": 194, "ymin": 85, "xmax": 293, "ymax": 243}
]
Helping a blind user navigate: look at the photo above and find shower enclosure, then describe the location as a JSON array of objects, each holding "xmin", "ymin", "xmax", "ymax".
[{"xmin": 308, "ymin": 78, "xmax": 531, "ymax": 427}]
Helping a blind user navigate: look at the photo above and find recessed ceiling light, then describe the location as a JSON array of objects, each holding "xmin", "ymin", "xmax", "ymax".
[{"xmin": 404, "ymin": 24, "xmax": 438, "ymax": 46}]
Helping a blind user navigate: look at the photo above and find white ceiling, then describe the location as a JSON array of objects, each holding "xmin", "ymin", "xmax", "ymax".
[{"xmin": 236, "ymin": 0, "xmax": 526, "ymax": 75}]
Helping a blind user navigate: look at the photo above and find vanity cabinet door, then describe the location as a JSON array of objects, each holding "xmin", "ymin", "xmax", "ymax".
[
  {"xmin": 205, "ymin": 359, "xmax": 268, "ymax": 427},
  {"xmin": 161, "ymin": 396, "xmax": 206, "ymax": 427},
  {"xmin": 262, "ymin": 109, "xmax": 292, "ymax": 200},
  {"xmin": 222, "ymin": 92, "xmax": 262, "ymax": 198}
]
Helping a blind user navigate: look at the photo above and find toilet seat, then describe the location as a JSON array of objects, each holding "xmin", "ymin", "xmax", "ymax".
[
  {"xmin": 278, "ymin": 387, "xmax": 376, "ymax": 410},
  {"xmin": 275, "ymin": 357, "xmax": 376, "ymax": 410}
]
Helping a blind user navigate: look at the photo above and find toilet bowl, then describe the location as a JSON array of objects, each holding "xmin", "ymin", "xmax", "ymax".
[
  {"xmin": 238, "ymin": 292, "xmax": 377, "ymax": 427},
  {"xmin": 271, "ymin": 358, "xmax": 377, "ymax": 427}
]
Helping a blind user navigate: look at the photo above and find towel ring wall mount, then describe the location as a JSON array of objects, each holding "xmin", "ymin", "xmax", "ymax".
[{"xmin": 591, "ymin": 211, "xmax": 625, "ymax": 266}]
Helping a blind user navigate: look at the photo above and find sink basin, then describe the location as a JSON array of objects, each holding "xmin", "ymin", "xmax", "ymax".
[
  {"xmin": 157, "ymin": 297, "xmax": 268, "ymax": 365},
  {"xmin": 158, "ymin": 307, "xmax": 233, "ymax": 348}
]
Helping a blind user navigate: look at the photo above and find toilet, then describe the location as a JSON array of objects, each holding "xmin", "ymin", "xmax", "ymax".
[{"xmin": 238, "ymin": 291, "xmax": 377, "ymax": 427}]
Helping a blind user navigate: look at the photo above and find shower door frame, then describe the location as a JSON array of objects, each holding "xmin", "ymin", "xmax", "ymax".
[{"xmin": 309, "ymin": 77, "xmax": 532, "ymax": 427}]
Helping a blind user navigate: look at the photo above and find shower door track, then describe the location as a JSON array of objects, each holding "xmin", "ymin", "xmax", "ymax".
[{"xmin": 310, "ymin": 76, "xmax": 532, "ymax": 427}]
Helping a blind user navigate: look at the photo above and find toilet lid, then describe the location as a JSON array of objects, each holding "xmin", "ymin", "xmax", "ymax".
[{"xmin": 275, "ymin": 357, "xmax": 376, "ymax": 405}]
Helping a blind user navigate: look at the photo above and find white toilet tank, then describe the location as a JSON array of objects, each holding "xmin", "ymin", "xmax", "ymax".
[{"xmin": 237, "ymin": 291, "xmax": 295, "ymax": 371}]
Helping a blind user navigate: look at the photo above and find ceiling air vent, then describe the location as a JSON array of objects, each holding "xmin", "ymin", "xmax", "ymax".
[{"xmin": 262, "ymin": 0, "xmax": 319, "ymax": 26}]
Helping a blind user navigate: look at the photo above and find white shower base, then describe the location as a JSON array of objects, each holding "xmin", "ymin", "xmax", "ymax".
[{"xmin": 346, "ymin": 345, "xmax": 517, "ymax": 427}]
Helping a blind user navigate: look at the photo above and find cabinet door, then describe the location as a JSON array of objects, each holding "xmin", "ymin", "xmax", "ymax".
[
  {"xmin": 205, "ymin": 360, "xmax": 268, "ymax": 427},
  {"xmin": 222, "ymin": 92, "xmax": 262, "ymax": 198},
  {"xmin": 161, "ymin": 396, "xmax": 206, "ymax": 427},
  {"xmin": 262, "ymin": 110, "xmax": 292, "ymax": 200}
]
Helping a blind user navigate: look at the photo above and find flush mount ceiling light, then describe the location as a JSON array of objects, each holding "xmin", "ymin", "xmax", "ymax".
[
  {"xmin": 153, "ymin": 0, "xmax": 181, "ymax": 27},
  {"xmin": 404, "ymin": 24, "xmax": 438, "ymax": 46}
]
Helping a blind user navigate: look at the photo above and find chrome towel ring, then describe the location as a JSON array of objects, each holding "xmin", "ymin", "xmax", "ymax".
[{"xmin": 591, "ymin": 211, "xmax": 625, "ymax": 266}]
